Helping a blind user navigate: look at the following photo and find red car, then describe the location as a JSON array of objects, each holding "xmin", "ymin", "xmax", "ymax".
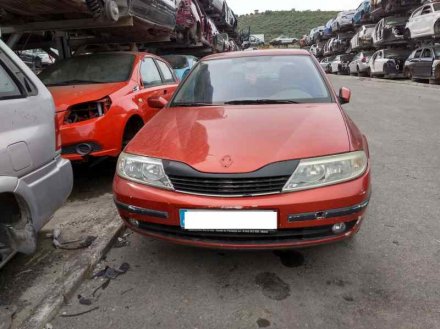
[
  {"xmin": 39, "ymin": 52, "xmax": 178, "ymax": 161},
  {"xmin": 114, "ymin": 49, "xmax": 371, "ymax": 250}
]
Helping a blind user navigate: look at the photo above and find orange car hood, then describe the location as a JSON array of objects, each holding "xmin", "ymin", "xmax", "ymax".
[
  {"xmin": 48, "ymin": 82, "xmax": 127, "ymax": 111},
  {"xmin": 126, "ymin": 104, "xmax": 351, "ymax": 174}
]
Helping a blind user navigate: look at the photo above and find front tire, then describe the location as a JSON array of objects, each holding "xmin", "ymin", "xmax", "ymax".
[{"xmin": 122, "ymin": 117, "xmax": 144, "ymax": 149}]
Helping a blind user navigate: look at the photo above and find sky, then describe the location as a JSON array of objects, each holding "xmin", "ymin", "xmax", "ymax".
[{"xmin": 226, "ymin": 0, "xmax": 361, "ymax": 15}]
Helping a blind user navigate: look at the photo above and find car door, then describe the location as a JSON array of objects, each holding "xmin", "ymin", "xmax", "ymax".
[
  {"xmin": 349, "ymin": 53, "xmax": 360, "ymax": 73},
  {"xmin": 419, "ymin": 48, "xmax": 434, "ymax": 78},
  {"xmin": 0, "ymin": 44, "xmax": 56, "ymax": 180},
  {"xmin": 154, "ymin": 58, "xmax": 179, "ymax": 102},
  {"xmin": 409, "ymin": 7, "xmax": 423, "ymax": 37},
  {"xmin": 136, "ymin": 56, "xmax": 168, "ymax": 123},
  {"xmin": 411, "ymin": 49, "xmax": 423, "ymax": 77},
  {"xmin": 419, "ymin": 5, "xmax": 434, "ymax": 36}
]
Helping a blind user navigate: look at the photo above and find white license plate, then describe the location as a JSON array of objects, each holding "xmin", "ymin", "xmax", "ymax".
[{"xmin": 179, "ymin": 210, "xmax": 277, "ymax": 231}]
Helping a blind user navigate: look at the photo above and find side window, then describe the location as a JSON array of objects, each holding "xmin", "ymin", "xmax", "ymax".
[
  {"xmin": 414, "ymin": 49, "xmax": 423, "ymax": 58},
  {"xmin": 412, "ymin": 8, "xmax": 423, "ymax": 18},
  {"xmin": 156, "ymin": 60, "xmax": 175, "ymax": 83},
  {"xmin": 0, "ymin": 63, "xmax": 22, "ymax": 99},
  {"xmin": 421, "ymin": 5, "xmax": 432, "ymax": 15},
  {"xmin": 422, "ymin": 48, "xmax": 433, "ymax": 58},
  {"xmin": 140, "ymin": 57, "xmax": 162, "ymax": 87},
  {"xmin": 376, "ymin": 52, "xmax": 383, "ymax": 59}
]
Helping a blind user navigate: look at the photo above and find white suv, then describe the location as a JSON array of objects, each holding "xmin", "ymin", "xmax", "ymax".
[{"xmin": 406, "ymin": 2, "xmax": 440, "ymax": 39}]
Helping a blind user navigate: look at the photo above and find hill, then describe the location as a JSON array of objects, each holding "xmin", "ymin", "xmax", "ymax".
[{"xmin": 238, "ymin": 10, "xmax": 339, "ymax": 42}]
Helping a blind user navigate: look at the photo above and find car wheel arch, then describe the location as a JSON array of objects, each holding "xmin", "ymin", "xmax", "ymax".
[{"xmin": 122, "ymin": 115, "xmax": 145, "ymax": 148}]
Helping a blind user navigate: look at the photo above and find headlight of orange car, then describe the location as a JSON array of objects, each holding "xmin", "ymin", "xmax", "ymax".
[
  {"xmin": 283, "ymin": 151, "xmax": 368, "ymax": 192},
  {"xmin": 117, "ymin": 152, "xmax": 174, "ymax": 190}
]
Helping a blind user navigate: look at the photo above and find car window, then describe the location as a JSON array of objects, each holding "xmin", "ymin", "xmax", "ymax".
[
  {"xmin": 434, "ymin": 3, "xmax": 440, "ymax": 11},
  {"xmin": 421, "ymin": 5, "xmax": 432, "ymax": 15},
  {"xmin": 156, "ymin": 60, "xmax": 175, "ymax": 83},
  {"xmin": 0, "ymin": 63, "xmax": 22, "ymax": 99},
  {"xmin": 171, "ymin": 55, "xmax": 332, "ymax": 105},
  {"xmin": 140, "ymin": 58, "xmax": 162, "ymax": 87},
  {"xmin": 39, "ymin": 53, "xmax": 134, "ymax": 86},
  {"xmin": 412, "ymin": 7, "xmax": 423, "ymax": 17},
  {"xmin": 422, "ymin": 48, "xmax": 433, "ymax": 58},
  {"xmin": 434, "ymin": 47, "xmax": 440, "ymax": 57}
]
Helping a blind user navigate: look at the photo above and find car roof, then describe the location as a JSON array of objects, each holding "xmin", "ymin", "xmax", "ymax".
[{"xmin": 202, "ymin": 49, "xmax": 310, "ymax": 61}]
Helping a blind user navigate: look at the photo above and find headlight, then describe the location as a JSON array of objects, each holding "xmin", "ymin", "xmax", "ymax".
[
  {"xmin": 283, "ymin": 151, "xmax": 368, "ymax": 192},
  {"xmin": 117, "ymin": 152, "xmax": 174, "ymax": 190}
]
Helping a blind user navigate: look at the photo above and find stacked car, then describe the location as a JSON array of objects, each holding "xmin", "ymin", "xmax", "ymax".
[{"xmin": 306, "ymin": 0, "xmax": 440, "ymax": 83}]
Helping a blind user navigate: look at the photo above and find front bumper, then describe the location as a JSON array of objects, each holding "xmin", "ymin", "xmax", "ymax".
[
  {"xmin": 113, "ymin": 169, "xmax": 371, "ymax": 250},
  {"xmin": 60, "ymin": 115, "xmax": 122, "ymax": 161},
  {"xmin": 15, "ymin": 155, "xmax": 73, "ymax": 231}
]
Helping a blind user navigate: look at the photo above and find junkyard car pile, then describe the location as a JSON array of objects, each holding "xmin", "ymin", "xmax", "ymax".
[{"xmin": 304, "ymin": 0, "xmax": 440, "ymax": 84}]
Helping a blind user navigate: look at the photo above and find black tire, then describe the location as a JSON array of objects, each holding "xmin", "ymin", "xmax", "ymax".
[
  {"xmin": 404, "ymin": 28, "xmax": 411, "ymax": 40},
  {"xmin": 404, "ymin": 68, "xmax": 412, "ymax": 80}
]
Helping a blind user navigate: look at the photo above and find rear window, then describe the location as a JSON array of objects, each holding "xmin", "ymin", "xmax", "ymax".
[
  {"xmin": 171, "ymin": 55, "xmax": 331, "ymax": 106},
  {"xmin": 39, "ymin": 53, "xmax": 135, "ymax": 86}
]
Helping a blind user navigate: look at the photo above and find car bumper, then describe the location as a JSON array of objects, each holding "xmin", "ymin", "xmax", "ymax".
[
  {"xmin": 15, "ymin": 155, "xmax": 73, "ymax": 231},
  {"xmin": 60, "ymin": 115, "xmax": 122, "ymax": 161},
  {"xmin": 113, "ymin": 169, "xmax": 371, "ymax": 250}
]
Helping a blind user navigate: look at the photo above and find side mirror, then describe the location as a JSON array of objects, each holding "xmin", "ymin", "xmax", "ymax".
[
  {"xmin": 339, "ymin": 87, "xmax": 351, "ymax": 105},
  {"xmin": 148, "ymin": 96, "xmax": 168, "ymax": 109}
]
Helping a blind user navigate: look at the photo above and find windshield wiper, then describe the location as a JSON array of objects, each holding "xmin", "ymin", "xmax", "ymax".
[
  {"xmin": 224, "ymin": 99, "xmax": 301, "ymax": 105},
  {"xmin": 172, "ymin": 102, "xmax": 217, "ymax": 107},
  {"xmin": 45, "ymin": 79, "xmax": 106, "ymax": 86}
]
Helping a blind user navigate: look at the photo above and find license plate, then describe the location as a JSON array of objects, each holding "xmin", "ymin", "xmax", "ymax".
[{"xmin": 179, "ymin": 210, "xmax": 277, "ymax": 231}]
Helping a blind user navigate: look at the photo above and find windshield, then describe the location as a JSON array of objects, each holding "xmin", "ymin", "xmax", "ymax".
[
  {"xmin": 435, "ymin": 47, "xmax": 440, "ymax": 57},
  {"xmin": 162, "ymin": 55, "xmax": 190, "ymax": 69},
  {"xmin": 170, "ymin": 55, "xmax": 332, "ymax": 106},
  {"xmin": 39, "ymin": 53, "xmax": 135, "ymax": 86}
]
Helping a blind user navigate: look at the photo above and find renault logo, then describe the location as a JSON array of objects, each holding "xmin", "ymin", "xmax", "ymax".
[{"xmin": 220, "ymin": 155, "xmax": 233, "ymax": 168}]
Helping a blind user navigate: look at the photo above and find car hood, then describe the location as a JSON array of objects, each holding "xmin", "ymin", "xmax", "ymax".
[
  {"xmin": 126, "ymin": 104, "xmax": 351, "ymax": 174},
  {"xmin": 48, "ymin": 82, "xmax": 127, "ymax": 112}
]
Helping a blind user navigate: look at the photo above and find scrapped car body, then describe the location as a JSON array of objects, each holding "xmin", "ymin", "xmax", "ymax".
[
  {"xmin": 349, "ymin": 50, "xmax": 375, "ymax": 76},
  {"xmin": 310, "ymin": 44, "xmax": 324, "ymax": 58},
  {"xmin": 405, "ymin": 2, "xmax": 440, "ymax": 39},
  {"xmin": 403, "ymin": 46, "xmax": 440, "ymax": 83},
  {"xmin": 114, "ymin": 49, "xmax": 371, "ymax": 250},
  {"xmin": 312, "ymin": 26, "xmax": 325, "ymax": 43},
  {"xmin": 369, "ymin": 48, "xmax": 412, "ymax": 78},
  {"xmin": 371, "ymin": 0, "xmax": 420, "ymax": 21},
  {"xmin": 0, "ymin": 0, "xmax": 178, "ymax": 43},
  {"xmin": 270, "ymin": 36, "xmax": 297, "ymax": 46},
  {"xmin": 320, "ymin": 56, "xmax": 335, "ymax": 73},
  {"xmin": 353, "ymin": 0, "xmax": 371, "ymax": 26},
  {"xmin": 351, "ymin": 24, "xmax": 376, "ymax": 50},
  {"xmin": 321, "ymin": 19, "xmax": 335, "ymax": 40},
  {"xmin": 175, "ymin": 0, "xmax": 208, "ymax": 45},
  {"xmin": 332, "ymin": 10, "xmax": 356, "ymax": 32},
  {"xmin": 373, "ymin": 16, "xmax": 407, "ymax": 47},
  {"xmin": 162, "ymin": 54, "xmax": 199, "ymax": 80},
  {"xmin": 38, "ymin": 52, "xmax": 178, "ymax": 162},
  {"xmin": 0, "ymin": 40, "xmax": 73, "ymax": 268},
  {"xmin": 330, "ymin": 54, "xmax": 355, "ymax": 74}
]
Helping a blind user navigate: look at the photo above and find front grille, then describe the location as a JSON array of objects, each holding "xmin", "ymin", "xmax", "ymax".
[
  {"xmin": 163, "ymin": 159, "xmax": 299, "ymax": 197},
  {"xmin": 168, "ymin": 175, "xmax": 290, "ymax": 196},
  {"xmin": 136, "ymin": 221, "xmax": 357, "ymax": 244}
]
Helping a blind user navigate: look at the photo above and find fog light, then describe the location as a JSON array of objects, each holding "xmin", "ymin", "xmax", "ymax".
[
  {"xmin": 332, "ymin": 222, "xmax": 346, "ymax": 234},
  {"xmin": 127, "ymin": 218, "xmax": 139, "ymax": 227},
  {"xmin": 76, "ymin": 143, "xmax": 93, "ymax": 156}
]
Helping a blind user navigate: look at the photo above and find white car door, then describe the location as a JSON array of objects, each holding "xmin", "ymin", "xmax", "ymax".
[
  {"xmin": 409, "ymin": 7, "xmax": 423, "ymax": 38},
  {"xmin": 376, "ymin": 51, "xmax": 385, "ymax": 73},
  {"xmin": 419, "ymin": 5, "xmax": 434, "ymax": 37}
]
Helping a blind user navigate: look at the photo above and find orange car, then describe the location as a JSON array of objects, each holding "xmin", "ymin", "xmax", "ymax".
[{"xmin": 39, "ymin": 52, "xmax": 178, "ymax": 161}]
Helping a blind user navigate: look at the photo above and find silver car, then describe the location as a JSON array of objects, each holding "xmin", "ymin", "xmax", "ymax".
[
  {"xmin": 349, "ymin": 50, "xmax": 375, "ymax": 76},
  {"xmin": 0, "ymin": 40, "xmax": 73, "ymax": 267}
]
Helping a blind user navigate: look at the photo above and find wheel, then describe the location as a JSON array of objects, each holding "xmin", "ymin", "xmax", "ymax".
[
  {"xmin": 105, "ymin": 0, "xmax": 119, "ymax": 22},
  {"xmin": 404, "ymin": 68, "xmax": 412, "ymax": 80},
  {"xmin": 404, "ymin": 28, "xmax": 411, "ymax": 40}
]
